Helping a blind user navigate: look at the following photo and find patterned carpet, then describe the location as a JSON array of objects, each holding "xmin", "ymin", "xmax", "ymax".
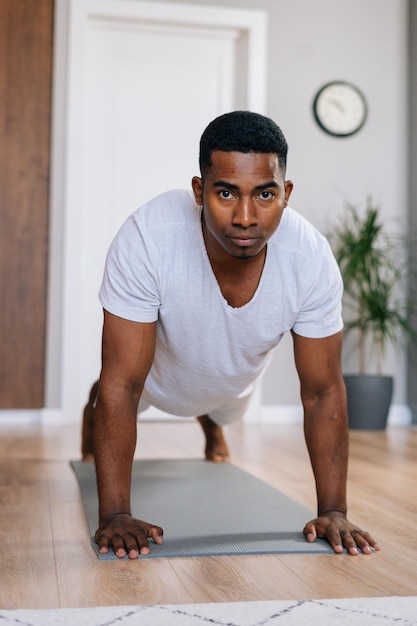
[{"xmin": 1, "ymin": 597, "xmax": 416, "ymax": 625}]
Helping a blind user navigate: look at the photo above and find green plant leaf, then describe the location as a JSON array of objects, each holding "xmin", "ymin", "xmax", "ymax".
[{"xmin": 329, "ymin": 198, "xmax": 417, "ymax": 374}]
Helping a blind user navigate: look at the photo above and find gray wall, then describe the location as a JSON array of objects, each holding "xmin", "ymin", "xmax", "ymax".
[{"xmin": 165, "ymin": 0, "xmax": 410, "ymax": 408}]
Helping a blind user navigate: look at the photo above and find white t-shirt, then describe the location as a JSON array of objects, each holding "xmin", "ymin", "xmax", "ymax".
[{"xmin": 99, "ymin": 189, "xmax": 343, "ymax": 418}]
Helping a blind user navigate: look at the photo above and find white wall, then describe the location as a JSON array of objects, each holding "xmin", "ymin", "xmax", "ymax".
[{"xmin": 162, "ymin": 0, "xmax": 409, "ymax": 415}]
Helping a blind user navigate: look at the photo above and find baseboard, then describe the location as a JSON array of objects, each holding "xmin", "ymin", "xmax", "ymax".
[
  {"xmin": 258, "ymin": 403, "xmax": 413, "ymax": 426},
  {"xmin": 255, "ymin": 404, "xmax": 304, "ymax": 424},
  {"xmin": 387, "ymin": 404, "xmax": 413, "ymax": 425},
  {"xmin": 0, "ymin": 410, "xmax": 42, "ymax": 425},
  {"xmin": 0, "ymin": 404, "xmax": 413, "ymax": 427}
]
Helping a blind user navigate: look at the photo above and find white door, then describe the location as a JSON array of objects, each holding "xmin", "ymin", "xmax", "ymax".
[{"xmin": 45, "ymin": 0, "xmax": 267, "ymax": 423}]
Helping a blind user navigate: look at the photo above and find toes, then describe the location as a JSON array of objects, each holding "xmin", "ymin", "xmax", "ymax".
[{"xmin": 206, "ymin": 450, "xmax": 230, "ymax": 463}]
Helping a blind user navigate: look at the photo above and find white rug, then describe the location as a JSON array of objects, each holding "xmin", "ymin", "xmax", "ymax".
[{"xmin": 1, "ymin": 597, "xmax": 416, "ymax": 625}]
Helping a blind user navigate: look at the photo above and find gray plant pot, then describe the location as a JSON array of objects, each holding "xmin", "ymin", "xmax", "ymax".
[{"xmin": 343, "ymin": 374, "xmax": 393, "ymax": 430}]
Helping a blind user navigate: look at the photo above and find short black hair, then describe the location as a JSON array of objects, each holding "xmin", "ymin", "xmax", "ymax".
[{"xmin": 199, "ymin": 110, "xmax": 288, "ymax": 176}]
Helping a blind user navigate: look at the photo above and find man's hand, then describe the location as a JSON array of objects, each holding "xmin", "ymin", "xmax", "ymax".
[
  {"xmin": 303, "ymin": 510, "xmax": 381, "ymax": 555},
  {"xmin": 94, "ymin": 512, "xmax": 164, "ymax": 559}
]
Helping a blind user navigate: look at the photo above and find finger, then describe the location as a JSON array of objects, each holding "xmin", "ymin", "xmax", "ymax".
[
  {"xmin": 148, "ymin": 525, "xmax": 164, "ymax": 545},
  {"xmin": 111, "ymin": 533, "xmax": 128, "ymax": 558},
  {"xmin": 303, "ymin": 521, "xmax": 318, "ymax": 543},
  {"xmin": 338, "ymin": 530, "xmax": 360, "ymax": 555},
  {"xmin": 114, "ymin": 532, "xmax": 146, "ymax": 558},
  {"xmin": 135, "ymin": 534, "xmax": 151, "ymax": 556},
  {"xmin": 325, "ymin": 528, "xmax": 345, "ymax": 554},
  {"xmin": 95, "ymin": 532, "xmax": 110, "ymax": 555},
  {"xmin": 351, "ymin": 530, "xmax": 380, "ymax": 554},
  {"xmin": 122, "ymin": 533, "xmax": 140, "ymax": 560},
  {"xmin": 134, "ymin": 525, "xmax": 164, "ymax": 556},
  {"xmin": 359, "ymin": 530, "xmax": 381, "ymax": 551}
]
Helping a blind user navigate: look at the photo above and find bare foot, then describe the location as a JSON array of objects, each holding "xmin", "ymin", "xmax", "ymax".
[
  {"xmin": 197, "ymin": 414, "xmax": 230, "ymax": 462},
  {"xmin": 81, "ymin": 380, "xmax": 99, "ymax": 461}
]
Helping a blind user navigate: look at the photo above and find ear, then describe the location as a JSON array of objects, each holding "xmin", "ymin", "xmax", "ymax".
[
  {"xmin": 284, "ymin": 180, "xmax": 294, "ymax": 206},
  {"xmin": 191, "ymin": 176, "xmax": 203, "ymax": 205}
]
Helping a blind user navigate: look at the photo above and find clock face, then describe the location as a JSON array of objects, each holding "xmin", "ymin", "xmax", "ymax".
[{"xmin": 313, "ymin": 81, "xmax": 367, "ymax": 137}]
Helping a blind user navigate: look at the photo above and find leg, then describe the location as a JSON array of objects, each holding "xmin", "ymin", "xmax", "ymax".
[
  {"xmin": 81, "ymin": 380, "xmax": 99, "ymax": 462},
  {"xmin": 197, "ymin": 414, "xmax": 230, "ymax": 463}
]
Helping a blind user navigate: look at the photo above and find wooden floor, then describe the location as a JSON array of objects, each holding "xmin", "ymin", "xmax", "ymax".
[{"xmin": 0, "ymin": 419, "xmax": 416, "ymax": 609}]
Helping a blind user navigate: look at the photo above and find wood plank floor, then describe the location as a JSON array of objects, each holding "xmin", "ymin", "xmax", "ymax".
[{"xmin": 0, "ymin": 419, "xmax": 416, "ymax": 609}]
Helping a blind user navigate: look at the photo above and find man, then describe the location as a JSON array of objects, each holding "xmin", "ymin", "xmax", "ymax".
[{"xmin": 86, "ymin": 111, "xmax": 380, "ymax": 559}]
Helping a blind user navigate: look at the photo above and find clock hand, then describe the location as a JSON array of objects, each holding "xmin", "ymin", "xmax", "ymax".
[{"xmin": 328, "ymin": 98, "xmax": 346, "ymax": 114}]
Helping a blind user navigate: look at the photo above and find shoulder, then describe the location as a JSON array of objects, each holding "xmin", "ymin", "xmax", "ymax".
[
  {"xmin": 110, "ymin": 189, "xmax": 199, "ymax": 251},
  {"xmin": 130, "ymin": 189, "xmax": 198, "ymax": 229},
  {"xmin": 272, "ymin": 206, "xmax": 332, "ymax": 260},
  {"xmin": 108, "ymin": 189, "xmax": 201, "ymax": 268},
  {"xmin": 277, "ymin": 207, "xmax": 326, "ymax": 246}
]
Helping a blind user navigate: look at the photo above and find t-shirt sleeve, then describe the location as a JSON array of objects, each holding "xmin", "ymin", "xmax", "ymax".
[
  {"xmin": 98, "ymin": 215, "xmax": 161, "ymax": 323},
  {"xmin": 292, "ymin": 238, "xmax": 344, "ymax": 338}
]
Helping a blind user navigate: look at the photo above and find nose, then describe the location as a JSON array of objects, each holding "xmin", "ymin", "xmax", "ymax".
[{"xmin": 232, "ymin": 198, "xmax": 257, "ymax": 228}]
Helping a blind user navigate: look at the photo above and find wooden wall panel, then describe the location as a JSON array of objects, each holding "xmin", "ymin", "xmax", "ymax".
[{"xmin": 0, "ymin": 0, "xmax": 54, "ymax": 408}]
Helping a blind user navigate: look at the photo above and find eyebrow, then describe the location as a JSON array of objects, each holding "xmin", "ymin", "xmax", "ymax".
[{"xmin": 213, "ymin": 180, "xmax": 279, "ymax": 191}]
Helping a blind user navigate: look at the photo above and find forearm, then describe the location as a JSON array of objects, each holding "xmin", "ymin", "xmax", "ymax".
[
  {"xmin": 303, "ymin": 388, "xmax": 349, "ymax": 516},
  {"xmin": 94, "ymin": 380, "xmax": 141, "ymax": 521}
]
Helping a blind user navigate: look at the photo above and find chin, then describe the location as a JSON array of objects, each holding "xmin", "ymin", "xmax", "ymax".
[{"xmin": 231, "ymin": 250, "xmax": 255, "ymax": 260}]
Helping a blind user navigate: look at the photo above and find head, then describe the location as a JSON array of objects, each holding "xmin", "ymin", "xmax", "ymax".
[
  {"xmin": 192, "ymin": 111, "xmax": 293, "ymax": 263},
  {"xmin": 199, "ymin": 110, "xmax": 288, "ymax": 177}
]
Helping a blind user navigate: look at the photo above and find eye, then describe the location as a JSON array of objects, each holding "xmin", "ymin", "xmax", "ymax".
[
  {"xmin": 219, "ymin": 189, "xmax": 234, "ymax": 199},
  {"xmin": 258, "ymin": 190, "xmax": 274, "ymax": 200}
]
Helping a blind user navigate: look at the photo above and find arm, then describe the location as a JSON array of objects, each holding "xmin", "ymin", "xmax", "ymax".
[
  {"xmin": 292, "ymin": 330, "xmax": 380, "ymax": 555},
  {"xmin": 93, "ymin": 310, "xmax": 163, "ymax": 559}
]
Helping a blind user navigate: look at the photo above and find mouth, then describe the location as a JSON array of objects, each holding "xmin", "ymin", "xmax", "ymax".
[{"xmin": 229, "ymin": 236, "xmax": 260, "ymax": 247}]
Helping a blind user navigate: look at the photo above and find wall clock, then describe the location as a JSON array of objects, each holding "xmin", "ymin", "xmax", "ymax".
[{"xmin": 312, "ymin": 81, "xmax": 367, "ymax": 137}]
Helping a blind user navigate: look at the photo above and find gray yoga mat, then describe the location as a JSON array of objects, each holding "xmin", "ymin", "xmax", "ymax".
[{"xmin": 71, "ymin": 459, "xmax": 334, "ymax": 559}]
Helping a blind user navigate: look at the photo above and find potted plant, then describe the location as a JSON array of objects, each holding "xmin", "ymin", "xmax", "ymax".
[{"xmin": 330, "ymin": 198, "xmax": 416, "ymax": 429}]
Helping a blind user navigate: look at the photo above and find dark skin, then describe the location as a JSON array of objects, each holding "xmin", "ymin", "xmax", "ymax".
[{"xmin": 93, "ymin": 151, "xmax": 380, "ymax": 558}]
